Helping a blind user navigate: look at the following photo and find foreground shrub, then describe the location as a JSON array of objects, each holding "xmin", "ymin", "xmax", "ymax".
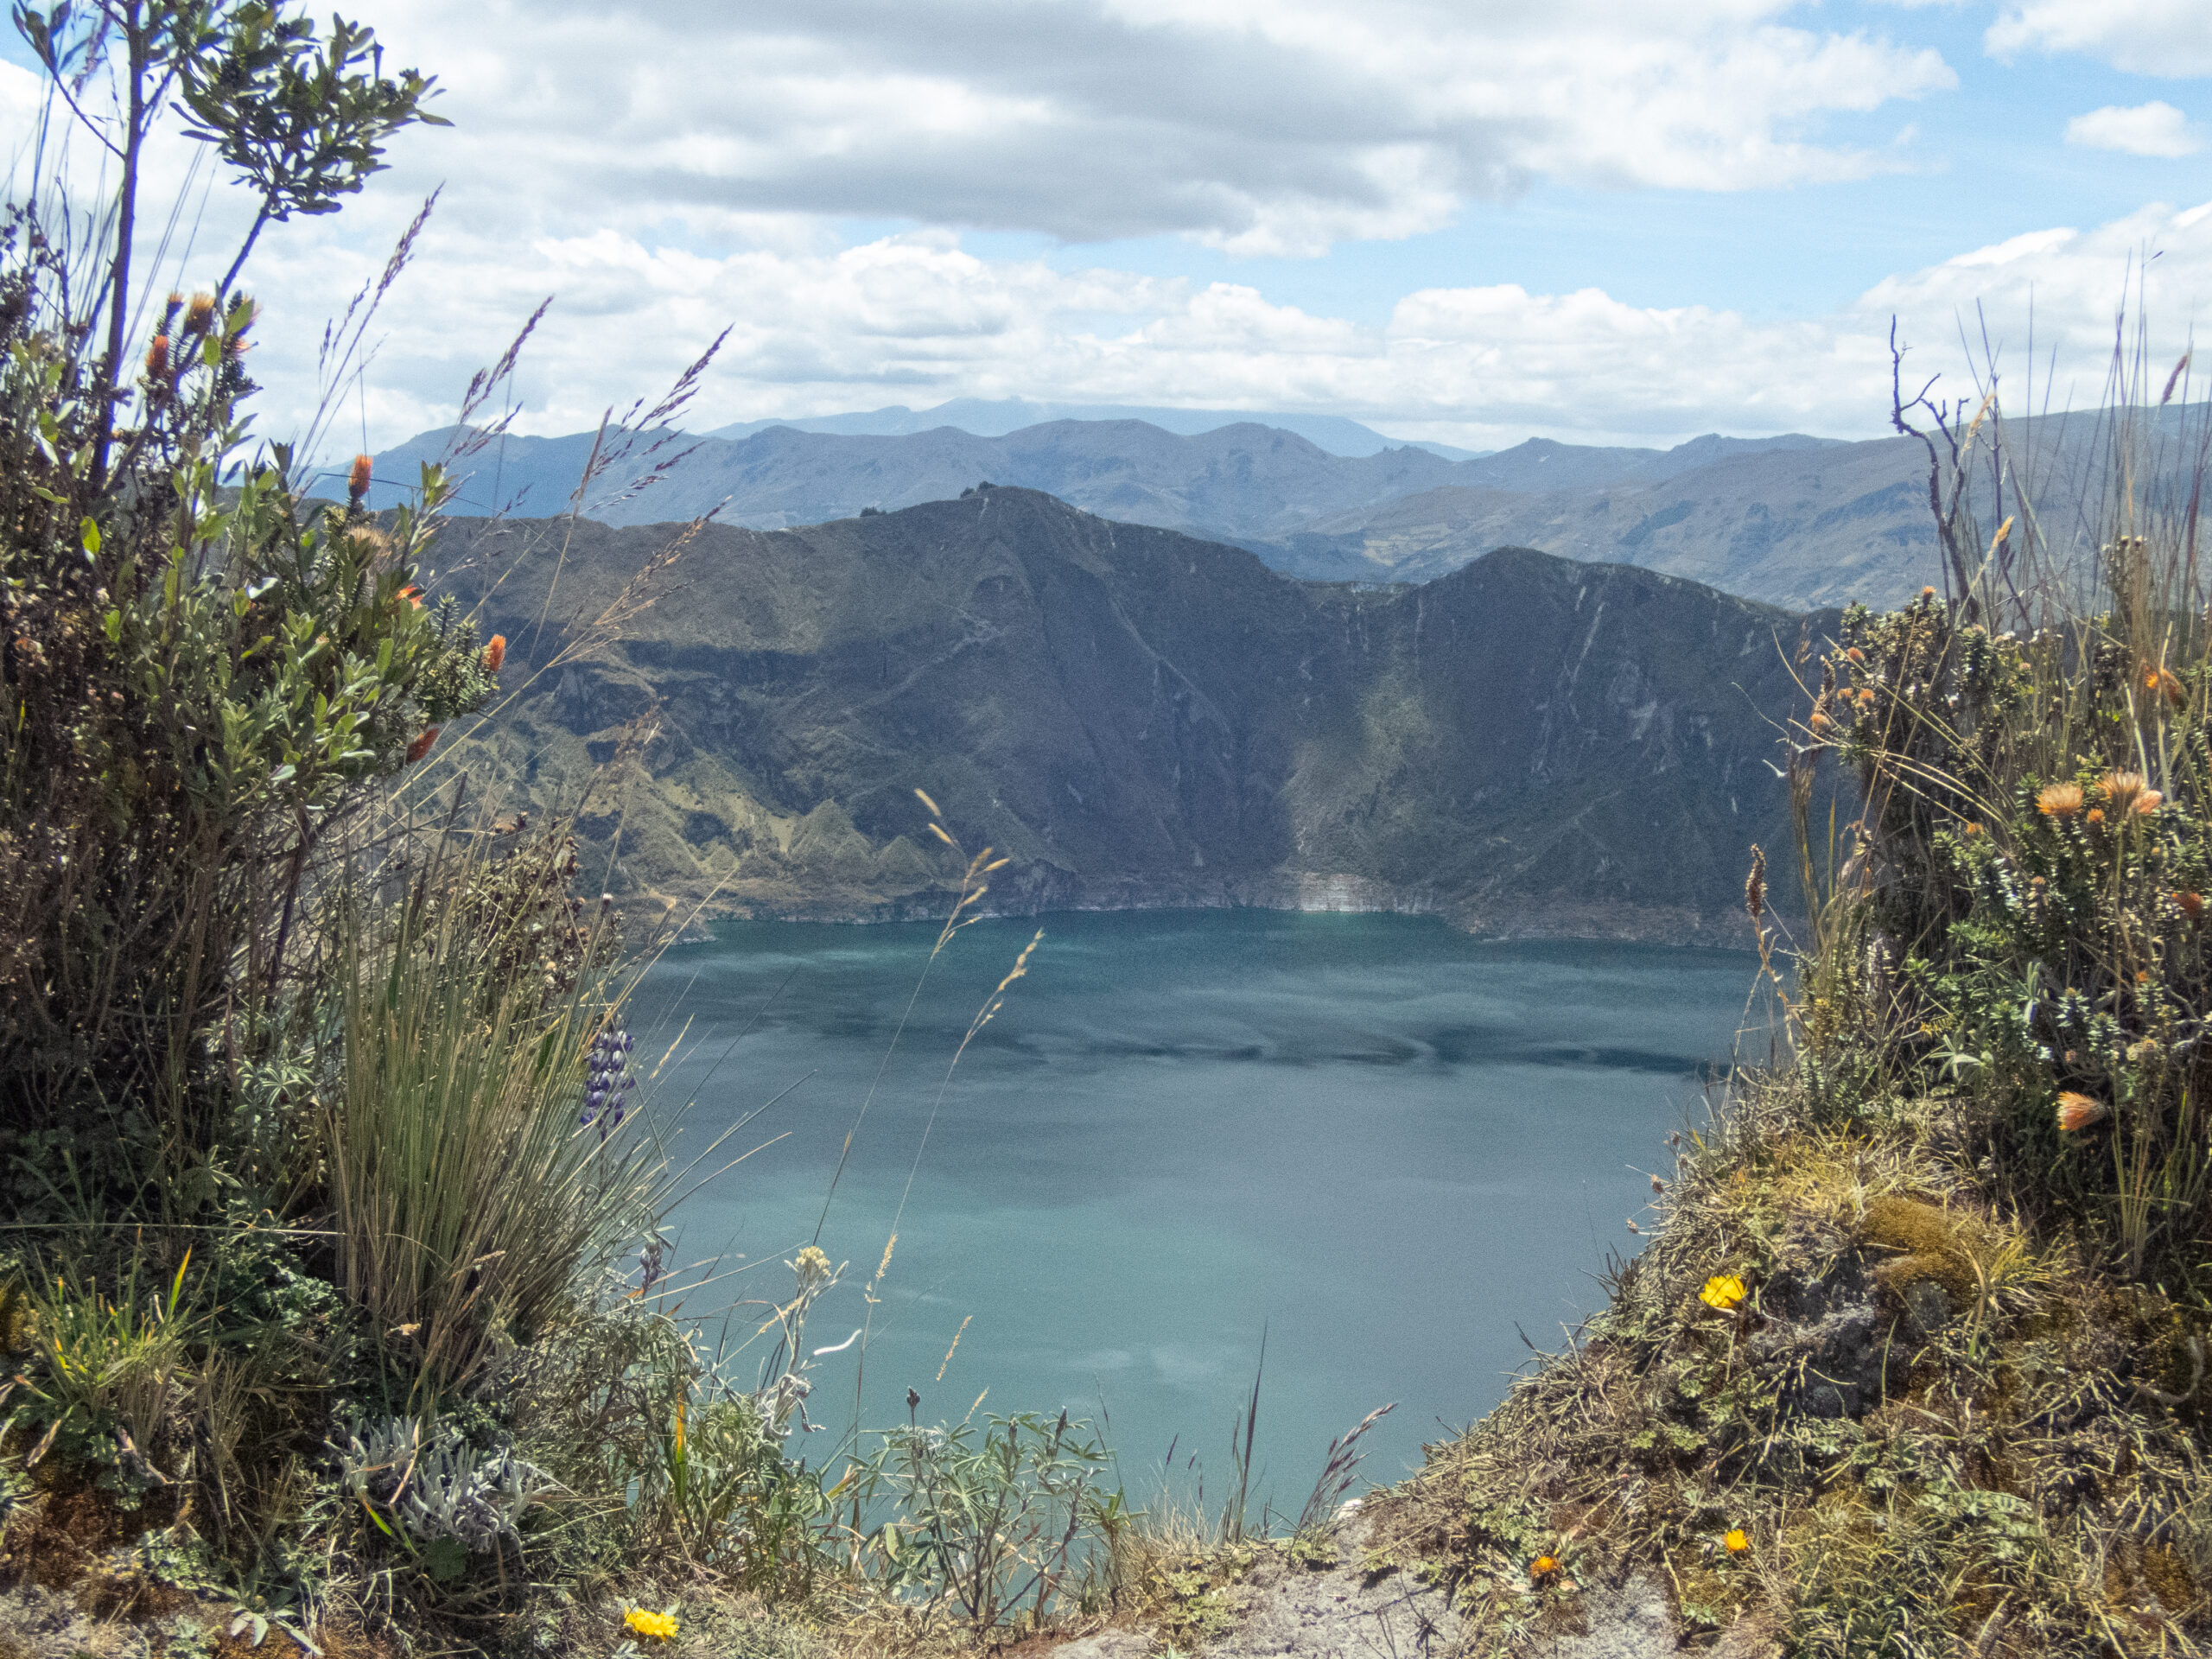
[
  {"xmin": 15, "ymin": 1251, "xmax": 200, "ymax": 1480},
  {"xmin": 1378, "ymin": 348, "xmax": 2212, "ymax": 1654},
  {"xmin": 0, "ymin": 10, "xmax": 1122, "ymax": 1651},
  {"xmin": 0, "ymin": 1, "xmax": 474, "ymax": 1214},
  {"xmin": 1801, "ymin": 380, "xmax": 2212, "ymax": 1288},
  {"xmin": 855, "ymin": 1409, "xmax": 1112, "ymax": 1638}
]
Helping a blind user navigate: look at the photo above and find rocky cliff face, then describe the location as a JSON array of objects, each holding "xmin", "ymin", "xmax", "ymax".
[{"xmin": 441, "ymin": 490, "xmax": 1825, "ymax": 944}]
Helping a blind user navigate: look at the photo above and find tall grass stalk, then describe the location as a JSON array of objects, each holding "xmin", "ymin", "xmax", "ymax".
[
  {"xmin": 1220, "ymin": 1327, "xmax": 1265, "ymax": 1546},
  {"xmin": 813, "ymin": 790, "xmax": 1013, "ymax": 1247}
]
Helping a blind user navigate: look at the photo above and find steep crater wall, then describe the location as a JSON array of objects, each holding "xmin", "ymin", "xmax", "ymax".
[{"xmin": 438, "ymin": 489, "xmax": 1830, "ymax": 944}]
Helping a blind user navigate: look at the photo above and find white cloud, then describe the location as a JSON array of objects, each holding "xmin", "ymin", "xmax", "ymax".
[
  {"xmin": 2064, "ymin": 102, "xmax": 2202, "ymax": 157},
  {"xmin": 304, "ymin": 0, "xmax": 1958, "ymax": 259},
  {"xmin": 1988, "ymin": 1, "xmax": 2212, "ymax": 78},
  {"xmin": 193, "ymin": 190, "xmax": 2209, "ymax": 459},
  {"xmin": 4, "ymin": 5, "xmax": 2201, "ymax": 459},
  {"xmin": 1856, "ymin": 200, "xmax": 2207, "ymax": 402}
]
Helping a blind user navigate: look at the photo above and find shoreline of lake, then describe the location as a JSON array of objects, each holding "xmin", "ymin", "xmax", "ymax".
[{"xmin": 660, "ymin": 877, "xmax": 1766, "ymax": 951}]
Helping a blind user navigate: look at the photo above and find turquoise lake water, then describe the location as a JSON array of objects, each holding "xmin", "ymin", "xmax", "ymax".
[{"xmin": 623, "ymin": 910, "xmax": 1757, "ymax": 1516}]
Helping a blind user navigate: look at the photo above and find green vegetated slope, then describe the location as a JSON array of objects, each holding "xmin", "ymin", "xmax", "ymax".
[
  {"xmin": 442, "ymin": 487, "xmax": 1818, "ymax": 944},
  {"xmin": 1357, "ymin": 392, "xmax": 2212, "ymax": 1656}
]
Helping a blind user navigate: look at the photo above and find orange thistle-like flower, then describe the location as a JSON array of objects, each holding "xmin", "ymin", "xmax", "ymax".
[
  {"xmin": 186, "ymin": 291, "xmax": 215, "ymax": 330},
  {"xmin": 1857, "ymin": 688, "xmax": 1875, "ymax": 706},
  {"xmin": 405, "ymin": 726, "xmax": 441, "ymax": 763},
  {"xmin": 348, "ymin": 454, "xmax": 372, "ymax": 505},
  {"xmin": 2088, "ymin": 808, "xmax": 2106, "ymax": 823},
  {"xmin": 2137, "ymin": 791, "xmax": 2164, "ymax": 817},
  {"xmin": 1529, "ymin": 1555, "xmax": 1560, "ymax": 1582},
  {"xmin": 2145, "ymin": 664, "xmax": 2187, "ymax": 708},
  {"xmin": 2037, "ymin": 783, "xmax": 2084, "ymax": 817},
  {"xmin": 2178, "ymin": 890, "xmax": 2203, "ymax": 920},
  {"xmin": 1961, "ymin": 822, "xmax": 1982, "ymax": 836},
  {"xmin": 1845, "ymin": 646, "xmax": 1866, "ymax": 664},
  {"xmin": 144, "ymin": 334, "xmax": 168, "ymax": 380},
  {"xmin": 482, "ymin": 633, "xmax": 506, "ymax": 674},
  {"xmin": 2056, "ymin": 1091, "xmax": 2109, "ymax": 1133},
  {"xmin": 1808, "ymin": 710, "xmax": 1832, "ymax": 732},
  {"xmin": 2100, "ymin": 771, "xmax": 2147, "ymax": 812},
  {"xmin": 1724, "ymin": 1529, "xmax": 1750, "ymax": 1554}
]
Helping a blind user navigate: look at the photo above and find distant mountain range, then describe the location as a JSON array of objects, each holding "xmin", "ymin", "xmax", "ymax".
[
  {"xmin": 375, "ymin": 403, "xmax": 2202, "ymax": 611},
  {"xmin": 435, "ymin": 489, "xmax": 1824, "ymax": 943},
  {"xmin": 371, "ymin": 419, "xmax": 1876, "ymax": 606},
  {"xmin": 374, "ymin": 417, "xmax": 1491, "ymax": 542},
  {"xmin": 704, "ymin": 397, "xmax": 1480, "ymax": 459}
]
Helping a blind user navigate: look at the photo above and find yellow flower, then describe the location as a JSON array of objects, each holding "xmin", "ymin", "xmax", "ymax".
[
  {"xmin": 1699, "ymin": 1274, "xmax": 1747, "ymax": 1312},
  {"xmin": 1724, "ymin": 1529, "xmax": 1749, "ymax": 1554},
  {"xmin": 625, "ymin": 1607, "xmax": 679, "ymax": 1641}
]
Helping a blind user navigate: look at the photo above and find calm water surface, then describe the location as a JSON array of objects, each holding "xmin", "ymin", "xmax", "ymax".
[{"xmin": 625, "ymin": 911, "xmax": 1754, "ymax": 1511}]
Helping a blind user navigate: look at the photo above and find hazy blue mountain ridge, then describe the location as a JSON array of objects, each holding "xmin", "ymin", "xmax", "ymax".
[
  {"xmin": 705, "ymin": 397, "xmax": 1476, "ymax": 458},
  {"xmin": 1288, "ymin": 403, "xmax": 2209, "ymax": 608},
  {"xmin": 367, "ymin": 417, "xmax": 1863, "ymax": 601},
  {"xmin": 375, "ymin": 402, "xmax": 2201, "ymax": 611},
  {"xmin": 371, "ymin": 418, "xmax": 1471, "ymax": 542}
]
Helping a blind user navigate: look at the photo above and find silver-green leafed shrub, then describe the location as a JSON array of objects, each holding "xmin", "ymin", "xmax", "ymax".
[{"xmin": 337, "ymin": 1414, "xmax": 558, "ymax": 1554}]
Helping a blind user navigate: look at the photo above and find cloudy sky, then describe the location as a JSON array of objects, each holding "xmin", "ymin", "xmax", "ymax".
[{"xmin": 3, "ymin": 0, "xmax": 2207, "ymax": 454}]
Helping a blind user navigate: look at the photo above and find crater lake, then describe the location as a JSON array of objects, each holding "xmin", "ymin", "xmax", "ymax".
[{"xmin": 622, "ymin": 910, "xmax": 1758, "ymax": 1512}]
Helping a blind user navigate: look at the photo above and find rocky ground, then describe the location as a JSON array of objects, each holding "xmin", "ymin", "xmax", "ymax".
[{"xmin": 1046, "ymin": 1510, "xmax": 1778, "ymax": 1659}]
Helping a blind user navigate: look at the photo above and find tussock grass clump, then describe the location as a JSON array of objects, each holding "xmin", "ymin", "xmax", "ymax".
[{"xmin": 322, "ymin": 835, "xmax": 653, "ymax": 1400}]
